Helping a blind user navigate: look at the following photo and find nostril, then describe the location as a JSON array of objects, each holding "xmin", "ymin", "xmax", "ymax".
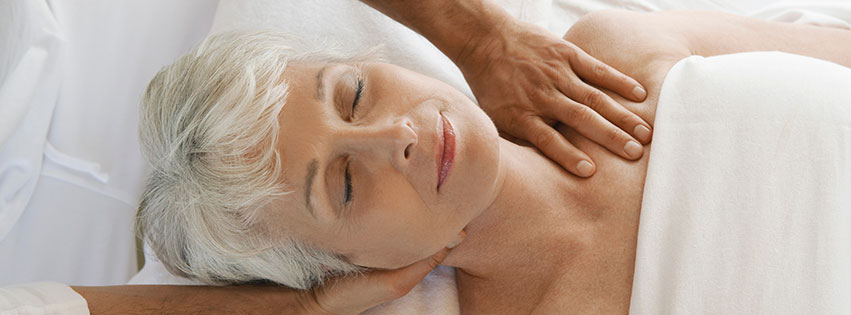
[{"xmin": 404, "ymin": 144, "xmax": 412, "ymax": 159}]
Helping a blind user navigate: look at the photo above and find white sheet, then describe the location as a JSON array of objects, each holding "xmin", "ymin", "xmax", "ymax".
[
  {"xmin": 0, "ymin": 0, "xmax": 62, "ymax": 244},
  {"xmin": 632, "ymin": 52, "xmax": 851, "ymax": 314},
  {"xmin": 0, "ymin": 0, "xmax": 219, "ymax": 286}
]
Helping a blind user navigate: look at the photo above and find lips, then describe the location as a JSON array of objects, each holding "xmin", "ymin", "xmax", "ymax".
[{"xmin": 436, "ymin": 113, "xmax": 456, "ymax": 191}]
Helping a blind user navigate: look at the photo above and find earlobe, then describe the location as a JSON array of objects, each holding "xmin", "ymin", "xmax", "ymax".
[{"xmin": 447, "ymin": 230, "xmax": 467, "ymax": 249}]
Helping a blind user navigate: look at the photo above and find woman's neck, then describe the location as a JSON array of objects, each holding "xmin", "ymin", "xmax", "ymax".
[{"xmin": 442, "ymin": 138, "xmax": 594, "ymax": 282}]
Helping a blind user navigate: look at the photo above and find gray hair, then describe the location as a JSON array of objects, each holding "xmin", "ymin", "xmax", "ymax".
[{"xmin": 137, "ymin": 30, "xmax": 377, "ymax": 289}]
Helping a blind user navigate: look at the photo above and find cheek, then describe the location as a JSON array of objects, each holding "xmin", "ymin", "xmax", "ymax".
[{"xmin": 347, "ymin": 186, "xmax": 452, "ymax": 268}]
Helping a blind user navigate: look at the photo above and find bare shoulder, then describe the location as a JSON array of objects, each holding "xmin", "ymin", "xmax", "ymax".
[
  {"xmin": 563, "ymin": 10, "xmax": 692, "ymax": 87},
  {"xmin": 559, "ymin": 10, "xmax": 695, "ymax": 125}
]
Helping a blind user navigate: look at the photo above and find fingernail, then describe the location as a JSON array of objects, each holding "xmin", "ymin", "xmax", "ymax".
[
  {"xmin": 624, "ymin": 140, "xmax": 643, "ymax": 158},
  {"xmin": 634, "ymin": 125, "xmax": 651, "ymax": 143},
  {"xmin": 576, "ymin": 160, "xmax": 594, "ymax": 177},
  {"xmin": 632, "ymin": 85, "xmax": 646, "ymax": 100}
]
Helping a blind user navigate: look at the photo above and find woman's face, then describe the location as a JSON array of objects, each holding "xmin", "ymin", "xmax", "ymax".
[{"xmin": 268, "ymin": 62, "xmax": 501, "ymax": 269}]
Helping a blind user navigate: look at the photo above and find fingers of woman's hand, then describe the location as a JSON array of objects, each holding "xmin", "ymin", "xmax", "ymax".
[
  {"xmin": 568, "ymin": 44, "xmax": 647, "ymax": 102},
  {"xmin": 312, "ymin": 248, "xmax": 451, "ymax": 315},
  {"xmin": 518, "ymin": 117, "xmax": 596, "ymax": 177}
]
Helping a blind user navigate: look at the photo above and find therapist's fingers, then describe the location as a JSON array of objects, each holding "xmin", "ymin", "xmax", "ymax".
[
  {"xmin": 366, "ymin": 247, "xmax": 452, "ymax": 300},
  {"xmin": 518, "ymin": 116, "xmax": 596, "ymax": 177},
  {"xmin": 568, "ymin": 44, "xmax": 647, "ymax": 102},
  {"xmin": 550, "ymin": 76, "xmax": 651, "ymax": 146},
  {"xmin": 557, "ymin": 74, "xmax": 652, "ymax": 144},
  {"xmin": 311, "ymin": 247, "xmax": 451, "ymax": 315},
  {"xmin": 547, "ymin": 93, "xmax": 645, "ymax": 161},
  {"xmin": 563, "ymin": 73, "xmax": 653, "ymax": 145}
]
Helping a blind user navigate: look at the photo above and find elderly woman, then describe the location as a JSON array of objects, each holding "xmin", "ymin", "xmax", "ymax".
[{"xmin": 138, "ymin": 10, "xmax": 851, "ymax": 314}]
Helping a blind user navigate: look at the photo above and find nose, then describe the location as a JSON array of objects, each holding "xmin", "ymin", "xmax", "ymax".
[{"xmin": 341, "ymin": 118, "xmax": 417, "ymax": 169}]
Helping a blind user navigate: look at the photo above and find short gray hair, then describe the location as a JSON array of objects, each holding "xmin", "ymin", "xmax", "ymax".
[{"xmin": 137, "ymin": 30, "xmax": 376, "ymax": 289}]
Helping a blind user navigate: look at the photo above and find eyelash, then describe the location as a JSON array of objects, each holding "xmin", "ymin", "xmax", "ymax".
[
  {"xmin": 343, "ymin": 74, "xmax": 363, "ymax": 206},
  {"xmin": 351, "ymin": 77, "xmax": 364, "ymax": 117},
  {"xmin": 344, "ymin": 160, "xmax": 353, "ymax": 204}
]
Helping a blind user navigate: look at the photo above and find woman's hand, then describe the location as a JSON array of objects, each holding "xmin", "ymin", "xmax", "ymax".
[
  {"xmin": 302, "ymin": 247, "xmax": 451, "ymax": 315},
  {"xmin": 457, "ymin": 19, "xmax": 652, "ymax": 177}
]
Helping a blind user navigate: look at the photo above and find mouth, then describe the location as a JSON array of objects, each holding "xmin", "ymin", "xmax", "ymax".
[{"xmin": 436, "ymin": 112, "xmax": 456, "ymax": 191}]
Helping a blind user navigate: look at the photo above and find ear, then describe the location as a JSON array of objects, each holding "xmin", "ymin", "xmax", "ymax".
[{"xmin": 447, "ymin": 230, "xmax": 467, "ymax": 249}]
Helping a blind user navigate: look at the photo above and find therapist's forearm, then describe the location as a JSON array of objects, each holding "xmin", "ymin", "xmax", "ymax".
[
  {"xmin": 72, "ymin": 285, "xmax": 316, "ymax": 314},
  {"xmin": 359, "ymin": 0, "xmax": 513, "ymax": 64}
]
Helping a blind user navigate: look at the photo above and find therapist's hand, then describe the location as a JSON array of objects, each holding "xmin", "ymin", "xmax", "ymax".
[
  {"xmin": 457, "ymin": 19, "xmax": 651, "ymax": 177},
  {"xmin": 72, "ymin": 248, "xmax": 452, "ymax": 315},
  {"xmin": 358, "ymin": 0, "xmax": 651, "ymax": 176},
  {"xmin": 302, "ymin": 247, "xmax": 452, "ymax": 315}
]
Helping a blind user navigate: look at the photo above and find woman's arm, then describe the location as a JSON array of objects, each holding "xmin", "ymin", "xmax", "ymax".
[
  {"xmin": 567, "ymin": 10, "xmax": 851, "ymax": 76},
  {"xmin": 660, "ymin": 10, "xmax": 851, "ymax": 67}
]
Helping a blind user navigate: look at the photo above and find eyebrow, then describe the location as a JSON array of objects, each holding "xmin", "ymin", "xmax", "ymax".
[
  {"xmin": 304, "ymin": 159, "xmax": 319, "ymax": 219},
  {"xmin": 305, "ymin": 66, "xmax": 327, "ymax": 219},
  {"xmin": 315, "ymin": 65, "xmax": 329, "ymax": 101}
]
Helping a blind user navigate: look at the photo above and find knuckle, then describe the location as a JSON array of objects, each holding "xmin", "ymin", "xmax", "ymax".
[
  {"xmin": 502, "ymin": 112, "xmax": 518, "ymax": 131},
  {"xmin": 535, "ymin": 128, "xmax": 558, "ymax": 148},
  {"xmin": 561, "ymin": 43, "xmax": 579, "ymax": 61},
  {"xmin": 428, "ymin": 256, "xmax": 442, "ymax": 270},
  {"xmin": 592, "ymin": 63, "xmax": 608, "ymax": 77},
  {"xmin": 607, "ymin": 126, "xmax": 624, "ymax": 142},
  {"xmin": 521, "ymin": 113, "xmax": 539, "ymax": 129},
  {"xmin": 567, "ymin": 104, "xmax": 594, "ymax": 123},
  {"xmin": 503, "ymin": 110, "xmax": 525, "ymax": 134},
  {"xmin": 584, "ymin": 90, "xmax": 605, "ymax": 109},
  {"xmin": 528, "ymin": 87, "xmax": 548, "ymax": 103},
  {"xmin": 618, "ymin": 113, "xmax": 634, "ymax": 130}
]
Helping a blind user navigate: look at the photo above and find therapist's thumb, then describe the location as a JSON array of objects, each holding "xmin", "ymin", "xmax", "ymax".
[{"xmin": 310, "ymin": 247, "xmax": 452, "ymax": 315}]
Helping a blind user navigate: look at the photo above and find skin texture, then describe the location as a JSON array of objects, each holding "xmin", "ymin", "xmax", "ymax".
[{"xmin": 270, "ymin": 10, "xmax": 851, "ymax": 315}]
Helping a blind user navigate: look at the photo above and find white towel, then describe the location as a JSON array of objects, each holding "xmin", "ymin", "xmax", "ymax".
[{"xmin": 630, "ymin": 52, "xmax": 851, "ymax": 314}]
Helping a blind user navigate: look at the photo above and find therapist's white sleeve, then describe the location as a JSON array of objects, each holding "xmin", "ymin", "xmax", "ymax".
[{"xmin": 0, "ymin": 282, "xmax": 89, "ymax": 315}]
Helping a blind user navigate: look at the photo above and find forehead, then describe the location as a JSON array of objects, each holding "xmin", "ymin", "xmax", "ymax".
[
  {"xmin": 284, "ymin": 63, "xmax": 324, "ymax": 97},
  {"xmin": 273, "ymin": 62, "xmax": 336, "ymax": 225}
]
